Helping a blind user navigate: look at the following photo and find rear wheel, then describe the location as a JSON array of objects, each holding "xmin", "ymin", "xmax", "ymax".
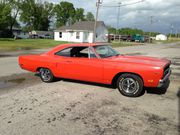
[
  {"xmin": 117, "ymin": 74, "xmax": 143, "ymax": 97},
  {"xmin": 39, "ymin": 68, "xmax": 54, "ymax": 83}
]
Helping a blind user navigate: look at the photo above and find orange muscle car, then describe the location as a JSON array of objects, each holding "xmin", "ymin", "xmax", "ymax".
[{"xmin": 19, "ymin": 43, "xmax": 171, "ymax": 97}]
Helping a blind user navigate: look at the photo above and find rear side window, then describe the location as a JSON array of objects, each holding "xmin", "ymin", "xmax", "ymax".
[
  {"xmin": 55, "ymin": 47, "xmax": 72, "ymax": 57},
  {"xmin": 55, "ymin": 46, "xmax": 97, "ymax": 58}
]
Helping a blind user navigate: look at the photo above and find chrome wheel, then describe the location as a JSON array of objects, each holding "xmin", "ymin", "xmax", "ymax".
[
  {"xmin": 120, "ymin": 78, "xmax": 139, "ymax": 94},
  {"xmin": 40, "ymin": 68, "xmax": 52, "ymax": 82},
  {"xmin": 117, "ymin": 74, "xmax": 143, "ymax": 97}
]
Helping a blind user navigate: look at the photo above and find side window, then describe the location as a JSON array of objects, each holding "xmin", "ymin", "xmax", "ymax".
[
  {"xmin": 78, "ymin": 47, "xmax": 97, "ymax": 58},
  {"xmin": 89, "ymin": 48, "xmax": 97, "ymax": 58},
  {"xmin": 59, "ymin": 32, "xmax": 62, "ymax": 38},
  {"xmin": 80, "ymin": 48, "xmax": 88, "ymax": 56},
  {"xmin": 55, "ymin": 47, "xmax": 97, "ymax": 58},
  {"xmin": 55, "ymin": 47, "xmax": 72, "ymax": 57},
  {"xmin": 71, "ymin": 47, "xmax": 88, "ymax": 58},
  {"xmin": 95, "ymin": 46, "xmax": 108, "ymax": 55}
]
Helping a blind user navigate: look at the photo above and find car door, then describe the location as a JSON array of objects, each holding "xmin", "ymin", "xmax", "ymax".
[
  {"xmin": 55, "ymin": 46, "xmax": 104, "ymax": 83},
  {"xmin": 54, "ymin": 47, "xmax": 78, "ymax": 78},
  {"xmin": 75, "ymin": 58, "xmax": 104, "ymax": 83}
]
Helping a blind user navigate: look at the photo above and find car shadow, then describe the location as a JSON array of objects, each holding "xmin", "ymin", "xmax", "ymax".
[
  {"xmin": 35, "ymin": 74, "xmax": 171, "ymax": 96},
  {"xmin": 58, "ymin": 78, "xmax": 117, "ymax": 89},
  {"xmin": 59, "ymin": 78, "xmax": 170, "ymax": 95}
]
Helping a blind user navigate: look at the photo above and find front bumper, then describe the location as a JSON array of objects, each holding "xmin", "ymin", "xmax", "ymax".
[{"xmin": 157, "ymin": 69, "xmax": 171, "ymax": 88}]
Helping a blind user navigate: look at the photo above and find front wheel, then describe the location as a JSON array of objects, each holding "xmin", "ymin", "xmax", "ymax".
[
  {"xmin": 39, "ymin": 68, "xmax": 54, "ymax": 83},
  {"xmin": 117, "ymin": 74, "xmax": 144, "ymax": 97}
]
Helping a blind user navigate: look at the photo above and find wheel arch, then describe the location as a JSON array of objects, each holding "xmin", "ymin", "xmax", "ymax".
[
  {"xmin": 36, "ymin": 67, "xmax": 45, "ymax": 72},
  {"xmin": 36, "ymin": 67, "xmax": 53, "ymax": 73},
  {"xmin": 111, "ymin": 72, "xmax": 144, "ymax": 86}
]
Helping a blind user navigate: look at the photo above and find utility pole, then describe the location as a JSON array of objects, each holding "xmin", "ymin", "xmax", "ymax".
[
  {"xmin": 169, "ymin": 24, "xmax": 174, "ymax": 39},
  {"xmin": 93, "ymin": 0, "xmax": 102, "ymax": 43},
  {"xmin": 176, "ymin": 29, "xmax": 178, "ymax": 38},
  {"xmin": 149, "ymin": 16, "xmax": 153, "ymax": 43},
  {"xmin": 178, "ymin": 29, "xmax": 179, "ymax": 38},
  {"xmin": 100, "ymin": 0, "xmax": 144, "ymax": 42},
  {"xmin": 116, "ymin": 2, "xmax": 121, "ymax": 37}
]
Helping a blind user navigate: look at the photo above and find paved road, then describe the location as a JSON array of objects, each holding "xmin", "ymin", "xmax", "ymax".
[
  {"xmin": 0, "ymin": 49, "xmax": 49, "ymax": 77},
  {"xmin": 0, "ymin": 43, "xmax": 180, "ymax": 135}
]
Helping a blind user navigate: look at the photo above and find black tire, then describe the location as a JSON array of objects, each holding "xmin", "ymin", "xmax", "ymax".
[
  {"xmin": 117, "ymin": 74, "xmax": 143, "ymax": 97},
  {"xmin": 39, "ymin": 68, "xmax": 54, "ymax": 83}
]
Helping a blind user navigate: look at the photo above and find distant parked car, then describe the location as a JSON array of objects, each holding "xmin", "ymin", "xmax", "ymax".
[
  {"xmin": 132, "ymin": 34, "xmax": 145, "ymax": 42},
  {"xmin": 19, "ymin": 43, "xmax": 171, "ymax": 97}
]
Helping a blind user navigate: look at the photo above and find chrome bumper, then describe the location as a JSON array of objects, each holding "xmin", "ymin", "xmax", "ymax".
[{"xmin": 157, "ymin": 69, "xmax": 171, "ymax": 88}]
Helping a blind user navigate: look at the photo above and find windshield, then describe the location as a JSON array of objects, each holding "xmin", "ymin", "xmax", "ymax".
[{"xmin": 94, "ymin": 45, "xmax": 120, "ymax": 58}]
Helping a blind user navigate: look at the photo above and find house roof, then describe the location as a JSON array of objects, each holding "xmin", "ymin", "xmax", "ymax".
[
  {"xmin": 30, "ymin": 31, "xmax": 53, "ymax": 35},
  {"xmin": 55, "ymin": 21, "xmax": 105, "ymax": 32}
]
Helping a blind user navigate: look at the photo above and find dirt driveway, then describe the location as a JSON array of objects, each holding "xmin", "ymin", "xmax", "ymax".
[{"xmin": 0, "ymin": 43, "xmax": 180, "ymax": 135}]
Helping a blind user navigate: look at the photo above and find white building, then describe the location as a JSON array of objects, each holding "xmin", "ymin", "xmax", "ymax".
[
  {"xmin": 54, "ymin": 21, "xmax": 108, "ymax": 43},
  {"xmin": 12, "ymin": 28, "xmax": 29, "ymax": 39},
  {"xmin": 29, "ymin": 31, "xmax": 53, "ymax": 39},
  {"xmin": 155, "ymin": 34, "xmax": 167, "ymax": 41}
]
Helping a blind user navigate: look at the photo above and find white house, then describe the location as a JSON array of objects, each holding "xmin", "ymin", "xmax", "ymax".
[
  {"xmin": 54, "ymin": 21, "xmax": 108, "ymax": 43},
  {"xmin": 29, "ymin": 31, "xmax": 54, "ymax": 39},
  {"xmin": 12, "ymin": 27, "xmax": 29, "ymax": 39},
  {"xmin": 156, "ymin": 34, "xmax": 167, "ymax": 41}
]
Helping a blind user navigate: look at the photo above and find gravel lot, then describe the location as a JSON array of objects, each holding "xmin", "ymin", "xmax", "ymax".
[{"xmin": 0, "ymin": 43, "xmax": 180, "ymax": 135}]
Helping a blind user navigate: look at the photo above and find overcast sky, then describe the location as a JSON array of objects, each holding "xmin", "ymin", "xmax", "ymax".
[{"xmin": 52, "ymin": 0, "xmax": 180, "ymax": 34}]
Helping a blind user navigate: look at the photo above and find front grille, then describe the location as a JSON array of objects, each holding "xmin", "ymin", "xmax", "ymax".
[{"xmin": 163, "ymin": 64, "xmax": 170, "ymax": 78}]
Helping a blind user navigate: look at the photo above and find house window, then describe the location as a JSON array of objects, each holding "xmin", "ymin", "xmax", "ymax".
[
  {"xmin": 70, "ymin": 32, "xmax": 73, "ymax": 37},
  {"xmin": 17, "ymin": 31, "xmax": 20, "ymax": 35},
  {"xmin": 76, "ymin": 32, "xmax": 80, "ymax": 39},
  {"xmin": 84, "ymin": 32, "xmax": 89, "ymax": 41},
  {"xmin": 59, "ymin": 32, "xmax": 62, "ymax": 38}
]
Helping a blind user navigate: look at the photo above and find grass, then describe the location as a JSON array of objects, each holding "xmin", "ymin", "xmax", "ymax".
[
  {"xmin": 153, "ymin": 37, "xmax": 180, "ymax": 44},
  {"xmin": 111, "ymin": 41, "xmax": 144, "ymax": 48},
  {"xmin": 0, "ymin": 39, "xmax": 68, "ymax": 51},
  {"xmin": 1, "ymin": 37, "xmax": 180, "ymax": 51},
  {"xmin": 0, "ymin": 38, "xmax": 142, "ymax": 51}
]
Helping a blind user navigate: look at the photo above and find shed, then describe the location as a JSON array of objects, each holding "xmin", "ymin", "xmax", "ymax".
[{"xmin": 155, "ymin": 34, "xmax": 167, "ymax": 41}]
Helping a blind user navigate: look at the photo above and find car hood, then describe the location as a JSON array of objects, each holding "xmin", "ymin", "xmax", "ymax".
[{"xmin": 107, "ymin": 55, "xmax": 171, "ymax": 68}]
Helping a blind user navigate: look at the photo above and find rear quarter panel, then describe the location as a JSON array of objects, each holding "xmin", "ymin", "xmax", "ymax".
[{"xmin": 19, "ymin": 54, "xmax": 57, "ymax": 75}]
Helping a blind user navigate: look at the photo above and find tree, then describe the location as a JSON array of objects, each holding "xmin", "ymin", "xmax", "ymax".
[
  {"xmin": 107, "ymin": 26, "xmax": 116, "ymax": 34},
  {"xmin": 0, "ymin": 0, "xmax": 13, "ymax": 37},
  {"xmin": 85, "ymin": 12, "xmax": 95, "ymax": 21},
  {"xmin": 74, "ymin": 8, "xmax": 85, "ymax": 22},
  {"xmin": 0, "ymin": 0, "xmax": 11, "ymax": 30},
  {"xmin": 8, "ymin": 0, "xmax": 21, "ymax": 34},
  {"xmin": 19, "ymin": 0, "xmax": 54, "ymax": 31},
  {"xmin": 107, "ymin": 26, "xmax": 146, "ymax": 35},
  {"xmin": 54, "ymin": 1, "xmax": 75, "ymax": 27}
]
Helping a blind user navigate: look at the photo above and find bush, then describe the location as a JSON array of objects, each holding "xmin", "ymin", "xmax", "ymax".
[{"xmin": 0, "ymin": 29, "xmax": 13, "ymax": 38}]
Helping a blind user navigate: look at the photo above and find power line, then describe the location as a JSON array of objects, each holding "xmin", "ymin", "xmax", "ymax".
[
  {"xmin": 93, "ymin": 0, "xmax": 145, "ymax": 42},
  {"xmin": 101, "ymin": 0, "xmax": 145, "ymax": 8},
  {"xmin": 100, "ymin": 0, "xmax": 145, "ymax": 37}
]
